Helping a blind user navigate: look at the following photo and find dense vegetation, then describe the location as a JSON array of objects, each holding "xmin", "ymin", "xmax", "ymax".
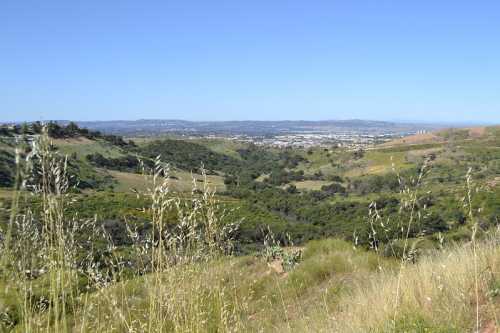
[
  {"xmin": 139, "ymin": 138, "xmax": 242, "ymax": 174},
  {"xmin": 0, "ymin": 149, "xmax": 14, "ymax": 187},
  {"xmin": 85, "ymin": 152, "xmax": 142, "ymax": 172},
  {"xmin": 0, "ymin": 121, "xmax": 134, "ymax": 147},
  {"xmin": 1, "ymin": 123, "xmax": 499, "ymax": 250}
]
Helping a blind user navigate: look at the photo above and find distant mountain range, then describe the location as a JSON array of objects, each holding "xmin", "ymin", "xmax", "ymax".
[{"xmin": 49, "ymin": 119, "xmax": 446, "ymax": 136}]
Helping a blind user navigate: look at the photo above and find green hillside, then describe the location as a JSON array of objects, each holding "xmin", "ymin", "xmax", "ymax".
[{"xmin": 1, "ymin": 123, "xmax": 499, "ymax": 247}]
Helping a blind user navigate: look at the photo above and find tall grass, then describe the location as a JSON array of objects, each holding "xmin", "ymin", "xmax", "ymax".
[
  {"xmin": 0, "ymin": 129, "xmax": 107, "ymax": 331},
  {"xmin": 292, "ymin": 236, "xmax": 498, "ymax": 332},
  {"xmin": 0, "ymin": 129, "xmax": 240, "ymax": 332}
]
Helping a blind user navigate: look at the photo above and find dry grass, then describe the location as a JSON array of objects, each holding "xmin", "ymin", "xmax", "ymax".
[
  {"xmin": 109, "ymin": 169, "xmax": 225, "ymax": 193},
  {"xmin": 343, "ymin": 150, "xmax": 412, "ymax": 177},
  {"xmin": 317, "ymin": 240, "xmax": 500, "ymax": 332},
  {"xmin": 0, "ymin": 129, "xmax": 236, "ymax": 332},
  {"xmin": 53, "ymin": 137, "xmax": 125, "ymax": 159},
  {"xmin": 381, "ymin": 132, "xmax": 444, "ymax": 147},
  {"xmin": 468, "ymin": 127, "xmax": 487, "ymax": 138},
  {"xmin": 65, "ymin": 238, "xmax": 393, "ymax": 332},
  {"xmin": 487, "ymin": 177, "xmax": 500, "ymax": 188},
  {"xmin": 0, "ymin": 189, "xmax": 14, "ymax": 199},
  {"xmin": 52, "ymin": 236, "xmax": 500, "ymax": 332},
  {"xmin": 289, "ymin": 180, "xmax": 332, "ymax": 191}
]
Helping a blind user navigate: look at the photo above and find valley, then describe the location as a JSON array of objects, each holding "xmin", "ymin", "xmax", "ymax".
[{"xmin": 0, "ymin": 121, "xmax": 499, "ymax": 331}]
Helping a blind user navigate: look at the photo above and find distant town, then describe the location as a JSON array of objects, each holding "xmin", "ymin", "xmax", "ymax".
[
  {"xmin": 1, "ymin": 119, "xmax": 440, "ymax": 150},
  {"xmin": 196, "ymin": 131, "xmax": 419, "ymax": 149}
]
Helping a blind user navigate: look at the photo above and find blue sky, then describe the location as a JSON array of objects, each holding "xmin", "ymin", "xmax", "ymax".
[{"xmin": 2, "ymin": 1, "xmax": 500, "ymax": 123}]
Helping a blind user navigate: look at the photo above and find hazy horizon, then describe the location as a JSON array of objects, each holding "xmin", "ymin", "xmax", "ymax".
[{"xmin": 2, "ymin": 118, "xmax": 497, "ymax": 127}]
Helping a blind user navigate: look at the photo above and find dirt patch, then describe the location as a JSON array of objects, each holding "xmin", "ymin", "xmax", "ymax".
[
  {"xmin": 382, "ymin": 132, "xmax": 443, "ymax": 147},
  {"xmin": 468, "ymin": 127, "xmax": 487, "ymax": 138},
  {"xmin": 291, "ymin": 180, "xmax": 331, "ymax": 191},
  {"xmin": 486, "ymin": 177, "xmax": 500, "ymax": 188},
  {"xmin": 480, "ymin": 320, "xmax": 496, "ymax": 333},
  {"xmin": 52, "ymin": 137, "xmax": 94, "ymax": 145},
  {"xmin": 109, "ymin": 169, "xmax": 225, "ymax": 193},
  {"xmin": 0, "ymin": 189, "xmax": 15, "ymax": 199},
  {"xmin": 267, "ymin": 260, "xmax": 285, "ymax": 275},
  {"xmin": 406, "ymin": 147, "xmax": 442, "ymax": 156}
]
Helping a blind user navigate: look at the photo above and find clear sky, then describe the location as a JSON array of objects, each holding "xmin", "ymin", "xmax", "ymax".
[{"xmin": 2, "ymin": 1, "xmax": 500, "ymax": 123}]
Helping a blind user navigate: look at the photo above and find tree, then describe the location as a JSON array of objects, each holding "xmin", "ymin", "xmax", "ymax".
[
  {"xmin": 321, "ymin": 183, "xmax": 346, "ymax": 195},
  {"xmin": 21, "ymin": 122, "xmax": 30, "ymax": 135},
  {"xmin": 353, "ymin": 149, "xmax": 364, "ymax": 160},
  {"xmin": 66, "ymin": 122, "xmax": 80, "ymax": 136},
  {"xmin": 421, "ymin": 212, "xmax": 448, "ymax": 233},
  {"xmin": 286, "ymin": 184, "xmax": 298, "ymax": 194}
]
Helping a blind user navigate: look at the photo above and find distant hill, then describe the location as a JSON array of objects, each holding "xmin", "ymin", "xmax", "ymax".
[{"xmin": 51, "ymin": 119, "xmax": 445, "ymax": 136}]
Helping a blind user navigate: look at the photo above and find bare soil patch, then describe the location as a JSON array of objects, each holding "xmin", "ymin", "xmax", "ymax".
[
  {"xmin": 468, "ymin": 126, "xmax": 487, "ymax": 138},
  {"xmin": 52, "ymin": 136, "xmax": 94, "ymax": 145},
  {"xmin": 382, "ymin": 132, "xmax": 443, "ymax": 147}
]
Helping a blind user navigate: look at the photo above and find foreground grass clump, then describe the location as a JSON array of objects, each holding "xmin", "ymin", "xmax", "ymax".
[
  {"xmin": 29, "ymin": 236, "xmax": 500, "ymax": 332},
  {"xmin": 0, "ymin": 130, "xmax": 239, "ymax": 332},
  {"xmin": 301, "ymin": 239, "xmax": 500, "ymax": 332},
  {"xmin": 63, "ymin": 238, "xmax": 393, "ymax": 332}
]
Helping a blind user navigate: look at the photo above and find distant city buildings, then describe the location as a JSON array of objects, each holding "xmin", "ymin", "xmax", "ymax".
[{"xmin": 187, "ymin": 130, "xmax": 423, "ymax": 150}]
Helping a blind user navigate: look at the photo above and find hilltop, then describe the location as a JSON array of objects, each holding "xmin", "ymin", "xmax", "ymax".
[{"xmin": 381, "ymin": 126, "xmax": 498, "ymax": 147}]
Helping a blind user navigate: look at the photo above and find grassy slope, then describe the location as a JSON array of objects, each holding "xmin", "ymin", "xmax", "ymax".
[
  {"xmin": 294, "ymin": 148, "xmax": 338, "ymax": 176},
  {"xmin": 290, "ymin": 180, "xmax": 332, "ymax": 191},
  {"xmin": 291, "ymin": 125, "xmax": 500, "ymax": 191},
  {"xmin": 291, "ymin": 145, "xmax": 421, "ymax": 187},
  {"xmin": 343, "ymin": 149, "xmax": 413, "ymax": 177},
  {"xmin": 28, "ymin": 237, "xmax": 500, "ymax": 332},
  {"xmin": 53, "ymin": 137, "xmax": 229, "ymax": 193},
  {"xmin": 108, "ymin": 169, "xmax": 225, "ymax": 193},
  {"xmin": 189, "ymin": 138, "xmax": 246, "ymax": 160},
  {"xmin": 38, "ymin": 239, "xmax": 392, "ymax": 332},
  {"xmin": 53, "ymin": 137, "xmax": 126, "ymax": 160}
]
